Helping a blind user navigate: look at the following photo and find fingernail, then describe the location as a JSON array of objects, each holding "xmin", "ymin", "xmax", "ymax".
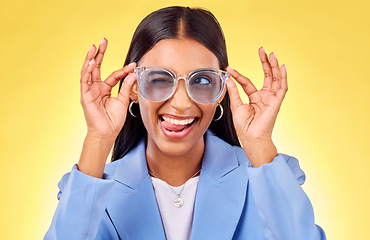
[
  {"xmin": 283, "ymin": 64, "xmax": 287, "ymax": 70},
  {"xmin": 271, "ymin": 52, "xmax": 276, "ymax": 57},
  {"xmin": 128, "ymin": 62, "xmax": 136, "ymax": 67},
  {"xmin": 89, "ymin": 45, "xmax": 94, "ymax": 50},
  {"xmin": 227, "ymin": 66, "xmax": 234, "ymax": 71},
  {"xmin": 89, "ymin": 59, "xmax": 95, "ymax": 65},
  {"xmin": 261, "ymin": 47, "xmax": 266, "ymax": 53},
  {"xmin": 100, "ymin": 38, "xmax": 105, "ymax": 44}
]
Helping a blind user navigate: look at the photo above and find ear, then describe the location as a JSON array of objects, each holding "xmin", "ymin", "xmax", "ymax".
[
  {"xmin": 217, "ymin": 85, "xmax": 228, "ymax": 104},
  {"xmin": 130, "ymin": 82, "xmax": 139, "ymax": 101}
]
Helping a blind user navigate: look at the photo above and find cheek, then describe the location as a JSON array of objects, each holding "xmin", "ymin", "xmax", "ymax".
[
  {"xmin": 137, "ymin": 97, "xmax": 151, "ymax": 128},
  {"xmin": 137, "ymin": 97, "xmax": 161, "ymax": 131},
  {"xmin": 199, "ymin": 104, "xmax": 217, "ymax": 126}
]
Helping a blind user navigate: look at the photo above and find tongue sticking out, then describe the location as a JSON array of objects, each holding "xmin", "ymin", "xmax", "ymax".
[{"xmin": 161, "ymin": 121, "xmax": 187, "ymax": 132}]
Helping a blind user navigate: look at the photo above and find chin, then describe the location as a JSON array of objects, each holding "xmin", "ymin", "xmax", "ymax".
[{"xmin": 157, "ymin": 139, "xmax": 200, "ymax": 156}]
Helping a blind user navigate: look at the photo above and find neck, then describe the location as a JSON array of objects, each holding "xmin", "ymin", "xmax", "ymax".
[{"xmin": 146, "ymin": 138, "xmax": 204, "ymax": 187}]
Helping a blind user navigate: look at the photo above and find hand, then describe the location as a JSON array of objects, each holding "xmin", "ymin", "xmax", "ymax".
[
  {"xmin": 80, "ymin": 38, "xmax": 136, "ymax": 141},
  {"xmin": 226, "ymin": 47, "xmax": 287, "ymax": 166},
  {"xmin": 78, "ymin": 39, "xmax": 136, "ymax": 177}
]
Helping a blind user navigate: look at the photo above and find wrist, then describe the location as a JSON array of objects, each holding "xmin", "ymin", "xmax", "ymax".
[
  {"xmin": 85, "ymin": 131, "xmax": 116, "ymax": 145},
  {"xmin": 78, "ymin": 133, "xmax": 116, "ymax": 178},
  {"xmin": 241, "ymin": 138, "xmax": 278, "ymax": 168}
]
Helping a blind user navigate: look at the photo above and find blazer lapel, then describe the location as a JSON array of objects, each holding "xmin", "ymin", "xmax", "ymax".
[
  {"xmin": 106, "ymin": 139, "xmax": 166, "ymax": 240},
  {"xmin": 191, "ymin": 132, "xmax": 249, "ymax": 240},
  {"xmin": 104, "ymin": 132, "xmax": 250, "ymax": 239}
]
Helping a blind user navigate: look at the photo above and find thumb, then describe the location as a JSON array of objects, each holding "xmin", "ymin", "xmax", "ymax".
[
  {"xmin": 117, "ymin": 73, "xmax": 137, "ymax": 108},
  {"xmin": 226, "ymin": 78, "xmax": 245, "ymax": 112}
]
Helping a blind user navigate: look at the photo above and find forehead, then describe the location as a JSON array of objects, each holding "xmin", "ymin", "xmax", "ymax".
[{"xmin": 139, "ymin": 38, "xmax": 219, "ymax": 74}]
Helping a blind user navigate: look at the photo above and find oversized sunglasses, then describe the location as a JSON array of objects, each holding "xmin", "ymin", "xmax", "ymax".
[{"xmin": 134, "ymin": 66, "xmax": 229, "ymax": 103}]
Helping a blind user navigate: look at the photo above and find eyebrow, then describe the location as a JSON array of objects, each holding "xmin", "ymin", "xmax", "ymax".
[{"xmin": 147, "ymin": 70, "xmax": 172, "ymax": 76}]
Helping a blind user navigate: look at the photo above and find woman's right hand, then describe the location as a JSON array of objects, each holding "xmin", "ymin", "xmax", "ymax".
[
  {"xmin": 78, "ymin": 38, "xmax": 136, "ymax": 178},
  {"xmin": 80, "ymin": 38, "xmax": 136, "ymax": 141}
]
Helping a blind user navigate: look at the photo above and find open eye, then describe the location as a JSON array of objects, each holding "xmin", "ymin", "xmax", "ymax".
[{"xmin": 192, "ymin": 76, "xmax": 212, "ymax": 85}]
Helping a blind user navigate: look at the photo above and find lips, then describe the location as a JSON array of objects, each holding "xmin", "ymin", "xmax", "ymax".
[{"xmin": 159, "ymin": 115, "xmax": 198, "ymax": 139}]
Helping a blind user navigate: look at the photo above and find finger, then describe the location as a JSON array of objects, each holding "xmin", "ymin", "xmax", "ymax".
[
  {"xmin": 269, "ymin": 52, "xmax": 282, "ymax": 91},
  {"xmin": 277, "ymin": 64, "xmax": 288, "ymax": 99},
  {"xmin": 259, "ymin": 47, "xmax": 273, "ymax": 89},
  {"xmin": 104, "ymin": 62, "xmax": 136, "ymax": 88},
  {"xmin": 226, "ymin": 77, "xmax": 246, "ymax": 112},
  {"xmin": 81, "ymin": 44, "xmax": 96, "ymax": 76},
  {"xmin": 227, "ymin": 66, "xmax": 257, "ymax": 96},
  {"xmin": 117, "ymin": 72, "xmax": 137, "ymax": 107},
  {"xmin": 80, "ymin": 59, "xmax": 96, "ymax": 94},
  {"xmin": 92, "ymin": 38, "xmax": 108, "ymax": 81}
]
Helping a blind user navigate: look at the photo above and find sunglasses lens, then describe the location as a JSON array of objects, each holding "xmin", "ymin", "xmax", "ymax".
[
  {"xmin": 137, "ymin": 68, "xmax": 225, "ymax": 103},
  {"xmin": 188, "ymin": 71, "xmax": 223, "ymax": 103},
  {"xmin": 139, "ymin": 69, "xmax": 175, "ymax": 101}
]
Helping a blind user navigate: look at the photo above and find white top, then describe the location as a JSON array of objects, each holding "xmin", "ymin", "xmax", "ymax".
[{"xmin": 151, "ymin": 176, "xmax": 199, "ymax": 240}]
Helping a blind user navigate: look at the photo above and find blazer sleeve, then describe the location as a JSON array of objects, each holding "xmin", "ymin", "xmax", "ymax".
[
  {"xmin": 44, "ymin": 165, "xmax": 116, "ymax": 240},
  {"xmin": 247, "ymin": 154, "xmax": 327, "ymax": 240}
]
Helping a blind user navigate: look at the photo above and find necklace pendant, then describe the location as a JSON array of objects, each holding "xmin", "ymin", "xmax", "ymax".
[{"xmin": 174, "ymin": 197, "xmax": 184, "ymax": 208}]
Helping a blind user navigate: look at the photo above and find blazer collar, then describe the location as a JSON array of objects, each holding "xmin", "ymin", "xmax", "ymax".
[
  {"xmin": 107, "ymin": 140, "xmax": 166, "ymax": 239},
  {"xmin": 191, "ymin": 131, "xmax": 248, "ymax": 240},
  {"xmin": 113, "ymin": 130, "xmax": 241, "ymax": 188},
  {"xmin": 114, "ymin": 138, "xmax": 148, "ymax": 189},
  {"xmin": 201, "ymin": 130, "xmax": 240, "ymax": 180},
  {"xmin": 108, "ymin": 130, "xmax": 248, "ymax": 239}
]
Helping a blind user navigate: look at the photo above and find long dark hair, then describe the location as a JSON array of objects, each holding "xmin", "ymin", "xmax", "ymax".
[{"xmin": 112, "ymin": 6, "xmax": 240, "ymax": 161}]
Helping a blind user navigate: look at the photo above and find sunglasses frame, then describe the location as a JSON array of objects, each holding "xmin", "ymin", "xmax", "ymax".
[{"xmin": 134, "ymin": 66, "xmax": 229, "ymax": 104}]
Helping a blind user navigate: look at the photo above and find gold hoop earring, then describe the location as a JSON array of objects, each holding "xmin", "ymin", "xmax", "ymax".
[
  {"xmin": 129, "ymin": 101, "xmax": 140, "ymax": 118},
  {"xmin": 213, "ymin": 103, "xmax": 223, "ymax": 121}
]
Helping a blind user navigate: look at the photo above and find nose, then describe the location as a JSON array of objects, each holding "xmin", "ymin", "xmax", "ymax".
[{"xmin": 168, "ymin": 78, "xmax": 192, "ymax": 111}]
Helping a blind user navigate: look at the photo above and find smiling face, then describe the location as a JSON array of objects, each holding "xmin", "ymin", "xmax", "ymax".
[{"xmin": 133, "ymin": 38, "xmax": 223, "ymax": 158}]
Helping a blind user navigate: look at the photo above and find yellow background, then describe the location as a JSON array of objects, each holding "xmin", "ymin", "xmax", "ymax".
[{"xmin": 1, "ymin": 0, "xmax": 369, "ymax": 239}]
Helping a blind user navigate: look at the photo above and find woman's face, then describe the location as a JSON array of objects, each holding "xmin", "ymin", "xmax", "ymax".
[{"xmin": 134, "ymin": 38, "xmax": 223, "ymax": 157}]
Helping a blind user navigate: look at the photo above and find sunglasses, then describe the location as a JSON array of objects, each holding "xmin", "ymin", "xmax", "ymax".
[{"xmin": 134, "ymin": 66, "xmax": 229, "ymax": 103}]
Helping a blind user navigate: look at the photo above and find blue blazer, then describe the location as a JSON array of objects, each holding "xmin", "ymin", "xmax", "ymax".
[{"xmin": 45, "ymin": 131, "xmax": 326, "ymax": 239}]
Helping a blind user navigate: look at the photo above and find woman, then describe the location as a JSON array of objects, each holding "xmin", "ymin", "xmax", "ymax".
[{"xmin": 45, "ymin": 6, "xmax": 326, "ymax": 240}]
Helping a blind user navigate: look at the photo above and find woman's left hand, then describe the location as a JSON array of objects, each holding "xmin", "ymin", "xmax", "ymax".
[{"xmin": 226, "ymin": 47, "xmax": 287, "ymax": 167}]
